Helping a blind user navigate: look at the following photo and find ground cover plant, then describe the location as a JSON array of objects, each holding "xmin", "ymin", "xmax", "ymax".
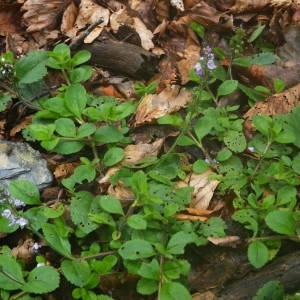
[{"xmin": 0, "ymin": 1, "xmax": 300, "ymax": 299}]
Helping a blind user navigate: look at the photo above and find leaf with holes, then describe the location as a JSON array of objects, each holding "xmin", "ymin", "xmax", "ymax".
[
  {"xmin": 61, "ymin": 260, "xmax": 91, "ymax": 287},
  {"xmin": 119, "ymin": 240, "xmax": 155, "ymax": 260},
  {"xmin": 224, "ymin": 130, "xmax": 247, "ymax": 153},
  {"xmin": 70, "ymin": 191, "xmax": 101, "ymax": 236},
  {"xmin": 22, "ymin": 266, "xmax": 60, "ymax": 294}
]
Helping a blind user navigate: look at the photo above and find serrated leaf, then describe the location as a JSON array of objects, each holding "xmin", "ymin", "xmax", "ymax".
[
  {"xmin": 15, "ymin": 51, "xmax": 48, "ymax": 84},
  {"xmin": 42, "ymin": 223, "xmax": 72, "ymax": 258},
  {"xmin": 265, "ymin": 210, "xmax": 296, "ymax": 235},
  {"xmin": 98, "ymin": 195, "xmax": 124, "ymax": 215},
  {"xmin": 0, "ymin": 256, "xmax": 25, "ymax": 290},
  {"xmin": 159, "ymin": 282, "xmax": 192, "ymax": 300},
  {"xmin": 119, "ymin": 240, "xmax": 155, "ymax": 260},
  {"xmin": 248, "ymin": 241, "xmax": 269, "ymax": 268},
  {"xmin": 217, "ymin": 80, "xmax": 238, "ymax": 97},
  {"xmin": 23, "ymin": 266, "xmax": 60, "ymax": 294},
  {"xmin": 61, "ymin": 260, "xmax": 90, "ymax": 287},
  {"xmin": 8, "ymin": 180, "xmax": 40, "ymax": 205}
]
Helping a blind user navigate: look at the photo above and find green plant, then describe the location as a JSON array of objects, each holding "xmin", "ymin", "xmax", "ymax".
[{"xmin": 0, "ymin": 25, "xmax": 299, "ymax": 300}]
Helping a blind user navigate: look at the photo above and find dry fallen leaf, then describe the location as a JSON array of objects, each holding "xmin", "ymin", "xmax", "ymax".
[
  {"xmin": 207, "ymin": 236, "xmax": 241, "ymax": 247},
  {"xmin": 244, "ymin": 82, "xmax": 300, "ymax": 136},
  {"xmin": 134, "ymin": 85, "xmax": 192, "ymax": 125},
  {"xmin": 177, "ymin": 170, "xmax": 220, "ymax": 210}
]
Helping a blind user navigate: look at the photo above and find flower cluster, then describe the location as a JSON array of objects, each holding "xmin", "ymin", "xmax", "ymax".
[
  {"xmin": 0, "ymin": 57, "xmax": 14, "ymax": 79},
  {"xmin": 194, "ymin": 46, "xmax": 217, "ymax": 77},
  {"xmin": 1, "ymin": 209, "xmax": 28, "ymax": 228}
]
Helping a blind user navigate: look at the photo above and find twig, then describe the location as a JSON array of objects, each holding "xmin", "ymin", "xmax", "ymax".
[{"xmin": 69, "ymin": 18, "xmax": 104, "ymax": 50}]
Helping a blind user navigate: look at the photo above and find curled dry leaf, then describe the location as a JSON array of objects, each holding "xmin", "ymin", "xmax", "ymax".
[
  {"xmin": 175, "ymin": 214, "xmax": 208, "ymax": 221},
  {"xmin": 21, "ymin": 0, "xmax": 70, "ymax": 32},
  {"xmin": 134, "ymin": 85, "xmax": 192, "ymax": 126},
  {"xmin": 244, "ymin": 82, "xmax": 300, "ymax": 136},
  {"xmin": 177, "ymin": 170, "xmax": 220, "ymax": 210},
  {"xmin": 107, "ymin": 182, "xmax": 134, "ymax": 202},
  {"xmin": 10, "ymin": 115, "xmax": 32, "ymax": 137},
  {"xmin": 61, "ymin": 1, "xmax": 78, "ymax": 35},
  {"xmin": 110, "ymin": 7, "xmax": 154, "ymax": 50},
  {"xmin": 64, "ymin": 0, "xmax": 109, "ymax": 40},
  {"xmin": 207, "ymin": 236, "xmax": 241, "ymax": 247},
  {"xmin": 54, "ymin": 162, "xmax": 80, "ymax": 180},
  {"xmin": 12, "ymin": 238, "xmax": 37, "ymax": 263},
  {"xmin": 124, "ymin": 138, "xmax": 164, "ymax": 163}
]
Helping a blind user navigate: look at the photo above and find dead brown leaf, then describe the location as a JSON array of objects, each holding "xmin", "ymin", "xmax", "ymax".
[
  {"xmin": 124, "ymin": 138, "xmax": 164, "ymax": 163},
  {"xmin": 0, "ymin": 3, "xmax": 22, "ymax": 35},
  {"xmin": 54, "ymin": 162, "xmax": 80, "ymax": 180},
  {"xmin": 175, "ymin": 213, "xmax": 208, "ymax": 221},
  {"xmin": 107, "ymin": 182, "xmax": 134, "ymax": 202},
  {"xmin": 21, "ymin": 0, "xmax": 70, "ymax": 33},
  {"xmin": 134, "ymin": 85, "xmax": 192, "ymax": 126},
  {"xmin": 207, "ymin": 236, "xmax": 241, "ymax": 247},
  {"xmin": 177, "ymin": 170, "xmax": 220, "ymax": 210},
  {"xmin": 10, "ymin": 115, "xmax": 32, "ymax": 137},
  {"xmin": 244, "ymin": 82, "xmax": 300, "ymax": 136}
]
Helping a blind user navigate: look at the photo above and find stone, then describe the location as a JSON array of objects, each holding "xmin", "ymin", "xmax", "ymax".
[{"xmin": 0, "ymin": 140, "xmax": 53, "ymax": 190}]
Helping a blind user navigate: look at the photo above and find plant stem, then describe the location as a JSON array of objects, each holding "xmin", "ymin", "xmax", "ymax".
[
  {"xmin": 10, "ymin": 291, "xmax": 27, "ymax": 300},
  {"xmin": 78, "ymin": 250, "xmax": 116, "ymax": 260},
  {"xmin": 251, "ymin": 140, "xmax": 271, "ymax": 178},
  {"xmin": 247, "ymin": 234, "xmax": 300, "ymax": 243}
]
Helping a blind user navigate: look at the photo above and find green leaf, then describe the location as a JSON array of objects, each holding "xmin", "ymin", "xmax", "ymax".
[
  {"xmin": 223, "ymin": 130, "xmax": 247, "ymax": 153},
  {"xmin": 70, "ymin": 50, "xmax": 91, "ymax": 66},
  {"xmin": 137, "ymin": 278, "xmax": 158, "ymax": 295},
  {"xmin": 0, "ymin": 94, "xmax": 12, "ymax": 112},
  {"xmin": 252, "ymin": 115, "xmax": 272, "ymax": 136},
  {"xmin": 92, "ymin": 255, "xmax": 118, "ymax": 274},
  {"xmin": 217, "ymin": 80, "xmax": 238, "ymax": 97},
  {"xmin": 64, "ymin": 84, "xmax": 87, "ymax": 119},
  {"xmin": 194, "ymin": 117, "xmax": 213, "ymax": 142},
  {"xmin": 53, "ymin": 140, "xmax": 85, "ymax": 154},
  {"xmin": 8, "ymin": 180, "xmax": 40, "ymax": 205},
  {"xmin": 43, "ymin": 204, "xmax": 64, "ymax": 218},
  {"xmin": 88, "ymin": 212, "xmax": 115, "ymax": 227},
  {"xmin": 265, "ymin": 210, "xmax": 296, "ymax": 235},
  {"xmin": 15, "ymin": 51, "xmax": 48, "ymax": 84},
  {"xmin": 274, "ymin": 130, "xmax": 295, "ymax": 144},
  {"xmin": 176, "ymin": 135, "xmax": 195, "ymax": 146},
  {"xmin": 119, "ymin": 240, "xmax": 155, "ymax": 260},
  {"xmin": 159, "ymin": 282, "xmax": 191, "ymax": 300},
  {"xmin": 42, "ymin": 223, "xmax": 72, "ymax": 258},
  {"xmin": 253, "ymin": 280, "xmax": 284, "ymax": 300},
  {"xmin": 23, "ymin": 207, "xmax": 48, "ymax": 231},
  {"xmin": 166, "ymin": 231, "xmax": 194, "ymax": 255},
  {"xmin": 55, "ymin": 118, "xmax": 76, "ymax": 137},
  {"xmin": 190, "ymin": 22, "xmax": 205, "ymax": 39},
  {"xmin": 127, "ymin": 214, "xmax": 147, "ymax": 230},
  {"xmin": 70, "ymin": 191, "xmax": 101, "ymax": 235},
  {"xmin": 273, "ymin": 78, "xmax": 285, "ymax": 93},
  {"xmin": 292, "ymin": 153, "xmax": 300, "ymax": 174},
  {"xmin": 192, "ymin": 159, "xmax": 209, "ymax": 173},
  {"xmin": 68, "ymin": 66, "xmax": 92, "ymax": 83},
  {"xmin": 250, "ymin": 52, "xmax": 277, "ymax": 66},
  {"xmin": 61, "ymin": 260, "xmax": 91, "ymax": 287},
  {"xmin": 27, "ymin": 124, "xmax": 55, "ymax": 141},
  {"xmin": 163, "ymin": 260, "xmax": 190, "ymax": 280},
  {"xmin": 248, "ymin": 24, "xmax": 266, "ymax": 42},
  {"xmin": 248, "ymin": 241, "xmax": 269, "ymax": 268},
  {"xmin": 98, "ymin": 195, "xmax": 124, "ymax": 215},
  {"xmin": 93, "ymin": 125, "xmax": 124, "ymax": 143},
  {"xmin": 103, "ymin": 147, "xmax": 125, "ymax": 167},
  {"xmin": 23, "ymin": 266, "xmax": 60, "ymax": 294},
  {"xmin": 76, "ymin": 123, "xmax": 96, "ymax": 138},
  {"xmin": 138, "ymin": 258, "xmax": 160, "ymax": 280},
  {"xmin": 199, "ymin": 217, "xmax": 227, "ymax": 237},
  {"xmin": 157, "ymin": 114, "xmax": 184, "ymax": 127},
  {"xmin": 276, "ymin": 186, "xmax": 297, "ymax": 206},
  {"xmin": 216, "ymin": 148, "xmax": 232, "ymax": 161},
  {"xmin": 0, "ymin": 256, "xmax": 25, "ymax": 290}
]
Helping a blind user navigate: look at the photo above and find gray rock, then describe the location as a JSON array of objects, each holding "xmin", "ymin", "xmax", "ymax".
[{"xmin": 0, "ymin": 140, "xmax": 53, "ymax": 191}]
